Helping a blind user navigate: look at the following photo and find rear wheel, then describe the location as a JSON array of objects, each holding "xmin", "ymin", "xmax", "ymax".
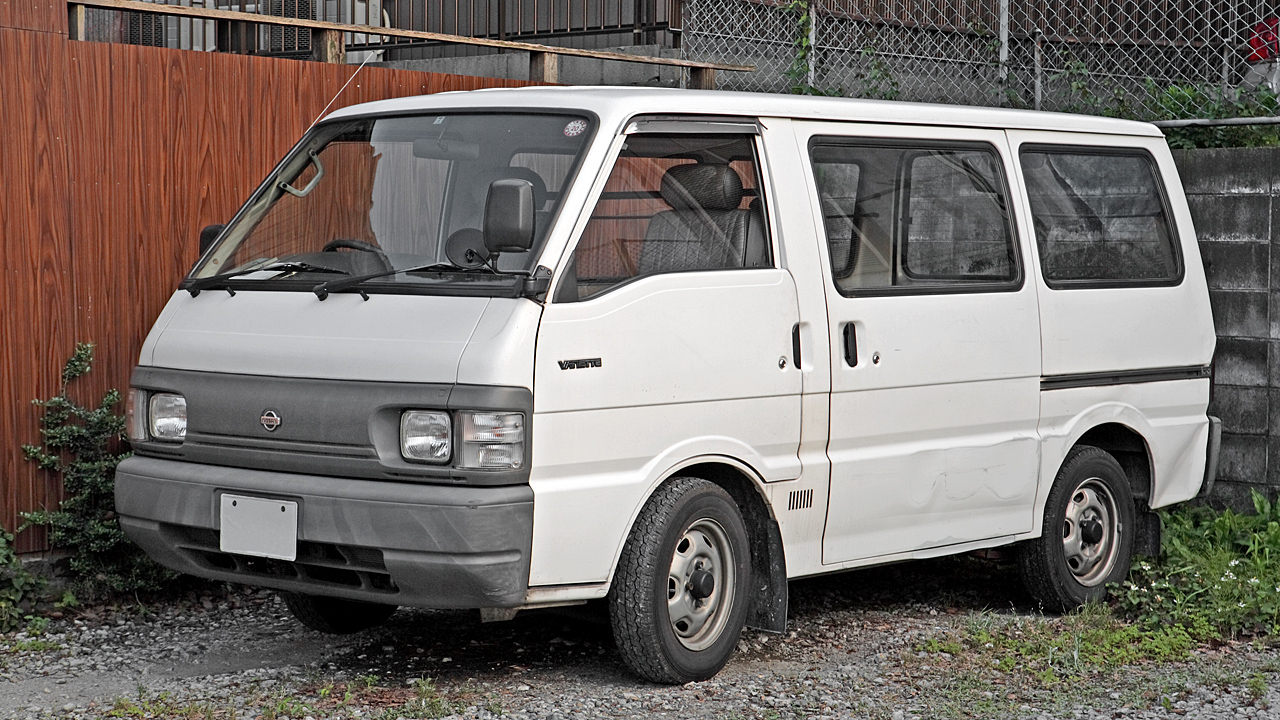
[
  {"xmin": 1019, "ymin": 445, "xmax": 1135, "ymax": 612},
  {"xmin": 280, "ymin": 592, "xmax": 397, "ymax": 634},
  {"xmin": 609, "ymin": 476, "xmax": 751, "ymax": 683}
]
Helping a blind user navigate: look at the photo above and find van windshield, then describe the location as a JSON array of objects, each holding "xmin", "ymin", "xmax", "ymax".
[{"xmin": 190, "ymin": 113, "xmax": 593, "ymax": 294}]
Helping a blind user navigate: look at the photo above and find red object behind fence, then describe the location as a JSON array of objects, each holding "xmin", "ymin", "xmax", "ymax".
[{"xmin": 1247, "ymin": 17, "xmax": 1279, "ymax": 63}]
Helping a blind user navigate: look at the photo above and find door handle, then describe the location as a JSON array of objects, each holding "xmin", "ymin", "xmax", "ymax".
[
  {"xmin": 843, "ymin": 323, "xmax": 857, "ymax": 367},
  {"xmin": 791, "ymin": 323, "xmax": 802, "ymax": 369}
]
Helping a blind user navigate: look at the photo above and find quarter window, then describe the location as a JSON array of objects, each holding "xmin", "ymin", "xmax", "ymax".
[
  {"xmin": 1020, "ymin": 147, "xmax": 1181, "ymax": 287},
  {"xmin": 810, "ymin": 140, "xmax": 1020, "ymax": 295},
  {"xmin": 556, "ymin": 134, "xmax": 771, "ymax": 302}
]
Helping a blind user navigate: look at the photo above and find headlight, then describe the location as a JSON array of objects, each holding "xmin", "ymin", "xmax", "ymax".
[
  {"xmin": 400, "ymin": 410, "xmax": 452, "ymax": 463},
  {"xmin": 458, "ymin": 412, "xmax": 524, "ymax": 469},
  {"xmin": 126, "ymin": 389, "xmax": 149, "ymax": 442},
  {"xmin": 148, "ymin": 393, "xmax": 187, "ymax": 442}
]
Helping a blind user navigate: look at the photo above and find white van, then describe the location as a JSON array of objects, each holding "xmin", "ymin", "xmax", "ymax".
[{"xmin": 116, "ymin": 87, "xmax": 1220, "ymax": 683}]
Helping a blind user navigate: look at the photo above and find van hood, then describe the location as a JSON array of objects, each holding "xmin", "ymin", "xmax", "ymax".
[{"xmin": 142, "ymin": 291, "xmax": 497, "ymax": 384}]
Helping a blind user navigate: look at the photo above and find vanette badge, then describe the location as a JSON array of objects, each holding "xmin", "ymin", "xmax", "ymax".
[
  {"xmin": 260, "ymin": 410, "xmax": 282, "ymax": 432},
  {"xmin": 557, "ymin": 358, "xmax": 602, "ymax": 370}
]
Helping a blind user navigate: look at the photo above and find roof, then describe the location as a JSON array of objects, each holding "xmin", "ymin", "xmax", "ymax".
[{"xmin": 323, "ymin": 86, "xmax": 1164, "ymax": 138}]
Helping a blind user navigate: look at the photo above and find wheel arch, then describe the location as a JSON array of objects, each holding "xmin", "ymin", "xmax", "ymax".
[
  {"xmin": 1074, "ymin": 422, "xmax": 1154, "ymax": 506},
  {"xmin": 1065, "ymin": 420, "xmax": 1161, "ymax": 558},
  {"xmin": 627, "ymin": 456, "xmax": 789, "ymax": 633}
]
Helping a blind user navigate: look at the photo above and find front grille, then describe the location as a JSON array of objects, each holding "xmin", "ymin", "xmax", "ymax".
[{"xmin": 168, "ymin": 526, "xmax": 398, "ymax": 594}]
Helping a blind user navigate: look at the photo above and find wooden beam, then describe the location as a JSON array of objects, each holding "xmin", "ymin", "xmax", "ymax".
[
  {"xmin": 529, "ymin": 51, "xmax": 558, "ymax": 83},
  {"xmin": 70, "ymin": 0, "xmax": 754, "ymax": 73},
  {"xmin": 312, "ymin": 28, "xmax": 345, "ymax": 64},
  {"xmin": 689, "ymin": 67, "xmax": 716, "ymax": 90},
  {"xmin": 68, "ymin": 3, "xmax": 87, "ymax": 41}
]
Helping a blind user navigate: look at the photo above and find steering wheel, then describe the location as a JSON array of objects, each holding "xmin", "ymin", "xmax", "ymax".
[{"xmin": 322, "ymin": 239, "xmax": 382, "ymax": 253}]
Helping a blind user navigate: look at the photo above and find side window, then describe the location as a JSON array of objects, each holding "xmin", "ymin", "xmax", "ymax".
[
  {"xmin": 556, "ymin": 134, "xmax": 771, "ymax": 302},
  {"xmin": 1020, "ymin": 147, "xmax": 1181, "ymax": 287},
  {"xmin": 810, "ymin": 140, "xmax": 1020, "ymax": 295}
]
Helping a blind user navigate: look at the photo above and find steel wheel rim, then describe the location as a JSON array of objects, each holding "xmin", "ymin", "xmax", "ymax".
[
  {"xmin": 667, "ymin": 517, "xmax": 735, "ymax": 651},
  {"xmin": 1061, "ymin": 477, "xmax": 1121, "ymax": 587}
]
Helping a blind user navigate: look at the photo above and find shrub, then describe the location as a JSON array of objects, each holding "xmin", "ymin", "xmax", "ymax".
[
  {"xmin": 0, "ymin": 528, "xmax": 42, "ymax": 632},
  {"xmin": 1116, "ymin": 489, "xmax": 1280, "ymax": 639},
  {"xmin": 1153, "ymin": 82, "xmax": 1280, "ymax": 149},
  {"xmin": 21, "ymin": 343, "xmax": 175, "ymax": 594}
]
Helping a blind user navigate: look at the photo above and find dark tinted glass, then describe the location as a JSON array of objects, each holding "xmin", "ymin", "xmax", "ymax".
[
  {"xmin": 810, "ymin": 141, "xmax": 1018, "ymax": 294},
  {"xmin": 1021, "ymin": 149, "xmax": 1179, "ymax": 285}
]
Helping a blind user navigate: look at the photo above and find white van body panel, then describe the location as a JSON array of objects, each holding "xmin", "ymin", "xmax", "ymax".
[
  {"xmin": 1036, "ymin": 381, "xmax": 1211, "ymax": 528},
  {"xmin": 791, "ymin": 122, "xmax": 1043, "ymax": 565},
  {"xmin": 757, "ymin": 118, "xmax": 835, "ymax": 578},
  {"xmin": 456, "ymin": 299, "xmax": 543, "ymax": 389},
  {"xmin": 528, "ymin": 269, "xmax": 803, "ymax": 586},
  {"xmin": 1007, "ymin": 130, "xmax": 1215, "ymax": 523},
  {"xmin": 528, "ymin": 400, "xmax": 800, "ymax": 586},
  {"xmin": 138, "ymin": 292, "xmax": 188, "ymax": 366},
  {"xmin": 148, "ymin": 291, "xmax": 494, "ymax": 383},
  {"xmin": 1006, "ymin": 131, "xmax": 1215, "ymax": 376}
]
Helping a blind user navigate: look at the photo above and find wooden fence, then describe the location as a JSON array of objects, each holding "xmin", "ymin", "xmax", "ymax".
[{"xmin": 0, "ymin": 2, "xmax": 531, "ymax": 553}]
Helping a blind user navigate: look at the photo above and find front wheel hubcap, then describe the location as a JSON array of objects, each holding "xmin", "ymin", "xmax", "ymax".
[
  {"xmin": 1061, "ymin": 478, "xmax": 1122, "ymax": 587},
  {"xmin": 667, "ymin": 518, "xmax": 735, "ymax": 651}
]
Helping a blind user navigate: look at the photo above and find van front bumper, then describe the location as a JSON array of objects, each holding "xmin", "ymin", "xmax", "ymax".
[{"xmin": 115, "ymin": 456, "xmax": 533, "ymax": 608}]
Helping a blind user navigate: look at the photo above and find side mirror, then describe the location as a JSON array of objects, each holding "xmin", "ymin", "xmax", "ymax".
[
  {"xmin": 483, "ymin": 179, "xmax": 535, "ymax": 254},
  {"xmin": 199, "ymin": 224, "xmax": 226, "ymax": 256}
]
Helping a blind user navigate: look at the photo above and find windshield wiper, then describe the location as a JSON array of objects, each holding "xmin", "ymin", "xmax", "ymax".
[
  {"xmin": 186, "ymin": 262, "xmax": 350, "ymax": 296},
  {"xmin": 312, "ymin": 263, "xmax": 498, "ymax": 300}
]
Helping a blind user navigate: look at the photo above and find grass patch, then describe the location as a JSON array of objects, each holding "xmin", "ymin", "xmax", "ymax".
[
  {"xmin": 1117, "ymin": 489, "xmax": 1280, "ymax": 640},
  {"xmin": 107, "ymin": 688, "xmax": 226, "ymax": 719},
  {"xmin": 919, "ymin": 604, "xmax": 1194, "ymax": 690},
  {"xmin": 3, "ymin": 637, "xmax": 62, "ymax": 653}
]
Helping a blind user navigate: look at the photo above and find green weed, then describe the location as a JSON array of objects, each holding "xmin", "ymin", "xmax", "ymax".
[
  {"xmin": 1248, "ymin": 673, "xmax": 1268, "ymax": 700},
  {"xmin": 1117, "ymin": 490, "xmax": 1280, "ymax": 640},
  {"xmin": 942, "ymin": 604, "xmax": 1194, "ymax": 689}
]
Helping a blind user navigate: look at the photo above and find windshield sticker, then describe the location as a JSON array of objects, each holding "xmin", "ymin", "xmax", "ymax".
[
  {"xmin": 433, "ymin": 116, "xmax": 445, "ymax": 124},
  {"xmin": 563, "ymin": 119, "xmax": 588, "ymax": 137}
]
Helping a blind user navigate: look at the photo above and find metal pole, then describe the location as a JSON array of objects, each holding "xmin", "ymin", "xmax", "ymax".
[
  {"xmin": 807, "ymin": 0, "xmax": 817, "ymax": 88},
  {"xmin": 1033, "ymin": 28, "xmax": 1042, "ymax": 111},
  {"xmin": 1153, "ymin": 115, "xmax": 1280, "ymax": 128},
  {"xmin": 1220, "ymin": 0, "xmax": 1237, "ymax": 97},
  {"xmin": 998, "ymin": 0, "xmax": 1009, "ymax": 83}
]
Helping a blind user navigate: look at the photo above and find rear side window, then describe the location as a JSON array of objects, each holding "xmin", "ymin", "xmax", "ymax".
[
  {"xmin": 809, "ymin": 140, "xmax": 1020, "ymax": 295},
  {"xmin": 1020, "ymin": 147, "xmax": 1181, "ymax": 287}
]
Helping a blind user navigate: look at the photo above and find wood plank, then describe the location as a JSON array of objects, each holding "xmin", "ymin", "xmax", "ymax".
[
  {"xmin": 0, "ymin": 27, "xmax": 74, "ymax": 552},
  {"xmin": 73, "ymin": 0, "xmax": 754, "ymax": 71},
  {"xmin": 0, "ymin": 0, "xmax": 68, "ymax": 34}
]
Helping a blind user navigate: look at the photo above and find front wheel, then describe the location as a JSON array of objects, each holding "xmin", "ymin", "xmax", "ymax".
[
  {"xmin": 609, "ymin": 476, "xmax": 752, "ymax": 683},
  {"xmin": 1019, "ymin": 445, "xmax": 1136, "ymax": 612}
]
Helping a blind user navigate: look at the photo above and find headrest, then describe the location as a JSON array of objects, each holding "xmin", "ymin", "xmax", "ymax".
[
  {"xmin": 502, "ymin": 166, "xmax": 548, "ymax": 210},
  {"xmin": 660, "ymin": 164, "xmax": 744, "ymax": 212}
]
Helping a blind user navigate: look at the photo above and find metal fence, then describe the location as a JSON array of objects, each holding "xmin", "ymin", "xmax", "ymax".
[
  {"xmin": 681, "ymin": 0, "xmax": 1280, "ymax": 119},
  {"xmin": 84, "ymin": 0, "xmax": 678, "ymax": 57}
]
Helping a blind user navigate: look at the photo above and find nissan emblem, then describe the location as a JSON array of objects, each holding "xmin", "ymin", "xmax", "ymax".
[{"xmin": 260, "ymin": 410, "xmax": 281, "ymax": 432}]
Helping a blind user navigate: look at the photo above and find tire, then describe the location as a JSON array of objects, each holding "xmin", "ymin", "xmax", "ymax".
[
  {"xmin": 1019, "ymin": 445, "xmax": 1136, "ymax": 612},
  {"xmin": 280, "ymin": 592, "xmax": 397, "ymax": 634},
  {"xmin": 609, "ymin": 476, "xmax": 752, "ymax": 684}
]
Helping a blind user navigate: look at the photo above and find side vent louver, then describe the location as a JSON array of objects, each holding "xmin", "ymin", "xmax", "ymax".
[{"xmin": 787, "ymin": 488, "xmax": 813, "ymax": 511}]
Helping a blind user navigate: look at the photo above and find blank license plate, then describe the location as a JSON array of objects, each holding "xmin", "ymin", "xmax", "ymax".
[{"xmin": 219, "ymin": 494, "xmax": 298, "ymax": 561}]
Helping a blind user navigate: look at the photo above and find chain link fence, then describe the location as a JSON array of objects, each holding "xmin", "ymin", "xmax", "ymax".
[{"xmin": 682, "ymin": 0, "xmax": 1280, "ymax": 120}]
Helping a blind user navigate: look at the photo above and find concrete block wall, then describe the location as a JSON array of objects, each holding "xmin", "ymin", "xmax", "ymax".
[{"xmin": 1173, "ymin": 147, "xmax": 1280, "ymax": 509}]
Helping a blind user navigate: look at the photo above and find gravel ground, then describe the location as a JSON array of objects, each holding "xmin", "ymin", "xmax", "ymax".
[{"xmin": 2, "ymin": 555, "xmax": 1279, "ymax": 719}]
